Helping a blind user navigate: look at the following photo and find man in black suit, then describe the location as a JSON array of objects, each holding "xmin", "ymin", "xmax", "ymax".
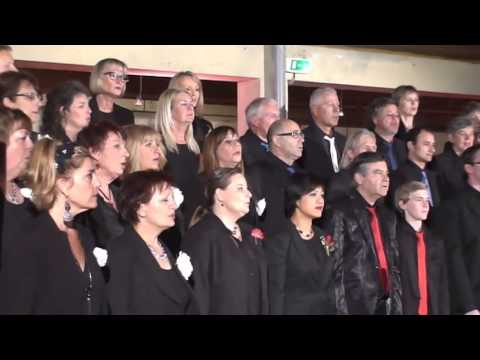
[
  {"xmin": 246, "ymin": 119, "xmax": 305, "ymax": 238},
  {"xmin": 390, "ymin": 128, "xmax": 441, "ymax": 217},
  {"xmin": 328, "ymin": 152, "xmax": 402, "ymax": 314},
  {"xmin": 369, "ymin": 97, "xmax": 407, "ymax": 172},
  {"xmin": 435, "ymin": 144, "xmax": 480, "ymax": 315},
  {"xmin": 240, "ymin": 97, "xmax": 280, "ymax": 167},
  {"xmin": 394, "ymin": 181, "xmax": 449, "ymax": 315},
  {"xmin": 297, "ymin": 87, "xmax": 346, "ymax": 186},
  {"xmin": 430, "ymin": 116, "xmax": 474, "ymax": 200}
]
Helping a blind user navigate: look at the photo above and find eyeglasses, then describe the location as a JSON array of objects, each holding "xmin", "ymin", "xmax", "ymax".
[
  {"xmin": 103, "ymin": 72, "xmax": 129, "ymax": 82},
  {"xmin": 276, "ymin": 130, "xmax": 304, "ymax": 139},
  {"xmin": 14, "ymin": 92, "xmax": 44, "ymax": 102}
]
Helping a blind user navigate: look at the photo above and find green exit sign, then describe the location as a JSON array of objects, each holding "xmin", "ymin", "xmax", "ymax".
[{"xmin": 287, "ymin": 58, "xmax": 312, "ymax": 73}]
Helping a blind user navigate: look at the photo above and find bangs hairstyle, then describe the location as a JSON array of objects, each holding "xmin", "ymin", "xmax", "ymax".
[
  {"xmin": 124, "ymin": 124, "xmax": 167, "ymax": 174},
  {"xmin": 25, "ymin": 138, "xmax": 92, "ymax": 211},
  {"xmin": 168, "ymin": 71, "xmax": 205, "ymax": 114},
  {"xmin": 391, "ymin": 85, "xmax": 418, "ymax": 106},
  {"xmin": 77, "ymin": 119, "xmax": 125, "ymax": 153},
  {"xmin": 205, "ymin": 166, "xmax": 243, "ymax": 209},
  {"xmin": 340, "ymin": 129, "xmax": 376, "ymax": 169},
  {"xmin": 0, "ymin": 70, "xmax": 40, "ymax": 103},
  {"xmin": 0, "ymin": 108, "xmax": 32, "ymax": 144},
  {"xmin": 200, "ymin": 126, "xmax": 244, "ymax": 177},
  {"xmin": 284, "ymin": 172, "xmax": 325, "ymax": 218},
  {"xmin": 394, "ymin": 181, "xmax": 427, "ymax": 213},
  {"xmin": 153, "ymin": 88, "xmax": 199, "ymax": 155},
  {"xmin": 89, "ymin": 58, "xmax": 128, "ymax": 96},
  {"xmin": 117, "ymin": 170, "xmax": 173, "ymax": 225}
]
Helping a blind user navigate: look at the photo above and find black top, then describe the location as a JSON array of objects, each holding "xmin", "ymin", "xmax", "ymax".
[
  {"xmin": 240, "ymin": 129, "xmax": 270, "ymax": 167},
  {"xmin": 181, "ymin": 212, "xmax": 269, "ymax": 315},
  {"xmin": 89, "ymin": 96, "xmax": 134, "ymax": 127},
  {"xmin": 164, "ymin": 144, "xmax": 202, "ymax": 227},
  {"xmin": 296, "ymin": 123, "xmax": 346, "ymax": 186},
  {"xmin": 266, "ymin": 221, "xmax": 346, "ymax": 315},
  {"xmin": 374, "ymin": 132, "xmax": 408, "ymax": 172},
  {"xmin": 396, "ymin": 219, "xmax": 449, "ymax": 315},
  {"xmin": 0, "ymin": 211, "xmax": 106, "ymax": 314},
  {"xmin": 325, "ymin": 168, "xmax": 355, "ymax": 205},
  {"xmin": 108, "ymin": 225, "xmax": 198, "ymax": 315},
  {"xmin": 192, "ymin": 116, "xmax": 213, "ymax": 151}
]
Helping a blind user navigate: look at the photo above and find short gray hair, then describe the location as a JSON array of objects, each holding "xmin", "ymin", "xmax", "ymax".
[
  {"xmin": 267, "ymin": 119, "xmax": 292, "ymax": 145},
  {"xmin": 245, "ymin": 97, "xmax": 276, "ymax": 125},
  {"xmin": 309, "ymin": 86, "xmax": 337, "ymax": 113},
  {"xmin": 447, "ymin": 116, "xmax": 474, "ymax": 135}
]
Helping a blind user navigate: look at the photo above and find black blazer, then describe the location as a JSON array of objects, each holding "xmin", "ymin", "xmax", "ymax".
[
  {"xmin": 328, "ymin": 192, "xmax": 403, "ymax": 315},
  {"xmin": 375, "ymin": 132, "xmax": 408, "ymax": 172},
  {"xmin": 240, "ymin": 129, "xmax": 270, "ymax": 167},
  {"xmin": 0, "ymin": 212, "xmax": 106, "ymax": 314},
  {"xmin": 89, "ymin": 96, "xmax": 134, "ymax": 127},
  {"xmin": 297, "ymin": 124, "xmax": 346, "ymax": 186},
  {"xmin": 193, "ymin": 116, "xmax": 213, "ymax": 151},
  {"xmin": 107, "ymin": 225, "xmax": 198, "ymax": 315},
  {"xmin": 181, "ymin": 212, "xmax": 269, "ymax": 315},
  {"xmin": 265, "ymin": 221, "xmax": 347, "ymax": 315},
  {"xmin": 429, "ymin": 143, "xmax": 467, "ymax": 201},
  {"xmin": 396, "ymin": 219, "xmax": 449, "ymax": 315},
  {"xmin": 325, "ymin": 168, "xmax": 355, "ymax": 205},
  {"xmin": 434, "ymin": 186, "xmax": 480, "ymax": 314}
]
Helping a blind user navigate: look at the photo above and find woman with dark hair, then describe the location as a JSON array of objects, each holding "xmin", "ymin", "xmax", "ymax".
[
  {"xmin": 89, "ymin": 58, "xmax": 134, "ymax": 126},
  {"xmin": 265, "ymin": 172, "xmax": 347, "ymax": 314},
  {"xmin": 108, "ymin": 170, "xmax": 198, "ymax": 314},
  {"xmin": 168, "ymin": 71, "xmax": 213, "ymax": 149},
  {"xmin": 41, "ymin": 80, "xmax": 92, "ymax": 145},
  {"xmin": 181, "ymin": 167, "xmax": 268, "ymax": 315},
  {"xmin": 1, "ymin": 138, "xmax": 106, "ymax": 314},
  {"xmin": 76, "ymin": 120, "xmax": 129, "ymax": 252},
  {"xmin": 0, "ymin": 70, "xmax": 43, "ymax": 141}
]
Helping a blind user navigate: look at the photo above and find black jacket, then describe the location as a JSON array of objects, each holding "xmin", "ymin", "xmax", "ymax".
[
  {"xmin": 396, "ymin": 219, "xmax": 449, "ymax": 315},
  {"xmin": 181, "ymin": 212, "xmax": 269, "ymax": 315},
  {"xmin": 328, "ymin": 191, "xmax": 403, "ymax": 314},
  {"xmin": 193, "ymin": 116, "xmax": 213, "ymax": 151},
  {"xmin": 434, "ymin": 186, "xmax": 480, "ymax": 314},
  {"xmin": 429, "ymin": 143, "xmax": 467, "ymax": 201},
  {"xmin": 375, "ymin": 132, "xmax": 407, "ymax": 172},
  {"xmin": 89, "ymin": 96, "xmax": 134, "ymax": 127},
  {"xmin": 265, "ymin": 221, "xmax": 347, "ymax": 314},
  {"xmin": 240, "ymin": 129, "xmax": 270, "ymax": 167},
  {"xmin": 0, "ymin": 212, "xmax": 106, "ymax": 314},
  {"xmin": 297, "ymin": 124, "xmax": 346, "ymax": 186},
  {"xmin": 107, "ymin": 225, "xmax": 198, "ymax": 315}
]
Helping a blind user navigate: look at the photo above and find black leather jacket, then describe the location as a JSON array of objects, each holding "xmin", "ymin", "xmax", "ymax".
[{"xmin": 328, "ymin": 191, "xmax": 403, "ymax": 315}]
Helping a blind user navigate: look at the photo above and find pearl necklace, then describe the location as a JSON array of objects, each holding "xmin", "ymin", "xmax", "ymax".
[
  {"xmin": 294, "ymin": 224, "xmax": 315, "ymax": 240},
  {"xmin": 146, "ymin": 241, "xmax": 168, "ymax": 262}
]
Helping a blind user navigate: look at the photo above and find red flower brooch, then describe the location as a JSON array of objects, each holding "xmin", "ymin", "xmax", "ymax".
[
  {"xmin": 320, "ymin": 234, "xmax": 336, "ymax": 256},
  {"xmin": 251, "ymin": 228, "xmax": 265, "ymax": 245}
]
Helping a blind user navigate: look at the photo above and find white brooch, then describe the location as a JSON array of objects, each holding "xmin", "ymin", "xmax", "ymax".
[
  {"xmin": 20, "ymin": 187, "xmax": 33, "ymax": 200},
  {"xmin": 172, "ymin": 187, "xmax": 184, "ymax": 209},
  {"xmin": 176, "ymin": 251, "xmax": 193, "ymax": 280},
  {"xmin": 93, "ymin": 247, "xmax": 108, "ymax": 267},
  {"xmin": 256, "ymin": 198, "xmax": 266, "ymax": 216}
]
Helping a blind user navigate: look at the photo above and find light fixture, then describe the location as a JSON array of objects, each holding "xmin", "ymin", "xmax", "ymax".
[{"xmin": 135, "ymin": 75, "xmax": 144, "ymax": 107}]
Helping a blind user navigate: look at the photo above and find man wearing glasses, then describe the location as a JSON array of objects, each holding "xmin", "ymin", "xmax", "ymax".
[
  {"xmin": 246, "ymin": 119, "xmax": 305, "ymax": 237},
  {"xmin": 435, "ymin": 144, "xmax": 480, "ymax": 315},
  {"xmin": 0, "ymin": 45, "xmax": 17, "ymax": 74}
]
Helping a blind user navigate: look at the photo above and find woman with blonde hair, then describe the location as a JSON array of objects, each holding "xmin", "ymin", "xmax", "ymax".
[
  {"xmin": 123, "ymin": 124, "xmax": 167, "ymax": 174},
  {"xmin": 153, "ymin": 88, "xmax": 202, "ymax": 234},
  {"xmin": 168, "ymin": 71, "xmax": 213, "ymax": 149},
  {"xmin": 1, "ymin": 138, "xmax": 106, "ymax": 314},
  {"xmin": 89, "ymin": 58, "xmax": 134, "ymax": 126}
]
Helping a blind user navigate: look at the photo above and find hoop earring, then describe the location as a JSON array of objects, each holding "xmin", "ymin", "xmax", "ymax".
[{"xmin": 64, "ymin": 200, "xmax": 74, "ymax": 224}]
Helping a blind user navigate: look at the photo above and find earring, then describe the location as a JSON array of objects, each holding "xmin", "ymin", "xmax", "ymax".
[{"xmin": 64, "ymin": 200, "xmax": 74, "ymax": 224}]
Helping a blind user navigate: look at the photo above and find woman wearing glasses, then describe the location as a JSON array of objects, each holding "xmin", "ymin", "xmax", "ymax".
[
  {"xmin": 89, "ymin": 58, "xmax": 134, "ymax": 126},
  {"xmin": 0, "ymin": 70, "xmax": 43, "ymax": 141},
  {"xmin": 168, "ymin": 71, "xmax": 213, "ymax": 150},
  {"xmin": 41, "ymin": 81, "xmax": 92, "ymax": 146},
  {"xmin": 153, "ymin": 89, "xmax": 202, "ymax": 254}
]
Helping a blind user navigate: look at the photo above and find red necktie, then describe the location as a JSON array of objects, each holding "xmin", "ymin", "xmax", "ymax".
[
  {"xmin": 416, "ymin": 231, "xmax": 429, "ymax": 315},
  {"xmin": 366, "ymin": 207, "xmax": 389, "ymax": 293}
]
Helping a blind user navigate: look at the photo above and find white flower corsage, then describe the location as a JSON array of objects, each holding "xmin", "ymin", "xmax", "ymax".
[
  {"xmin": 20, "ymin": 187, "xmax": 33, "ymax": 200},
  {"xmin": 93, "ymin": 247, "xmax": 108, "ymax": 267},
  {"xmin": 176, "ymin": 251, "xmax": 193, "ymax": 280},
  {"xmin": 256, "ymin": 198, "xmax": 266, "ymax": 216},
  {"xmin": 172, "ymin": 187, "xmax": 184, "ymax": 210}
]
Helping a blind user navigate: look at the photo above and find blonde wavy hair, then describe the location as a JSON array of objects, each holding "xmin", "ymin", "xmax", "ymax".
[
  {"xmin": 124, "ymin": 124, "xmax": 167, "ymax": 174},
  {"xmin": 168, "ymin": 71, "xmax": 205, "ymax": 115},
  {"xmin": 153, "ymin": 88, "xmax": 199, "ymax": 155}
]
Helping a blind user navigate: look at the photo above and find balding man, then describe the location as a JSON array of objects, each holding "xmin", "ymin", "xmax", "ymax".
[
  {"xmin": 246, "ymin": 119, "xmax": 305, "ymax": 237},
  {"xmin": 0, "ymin": 46, "xmax": 17, "ymax": 74},
  {"xmin": 297, "ymin": 87, "xmax": 346, "ymax": 186},
  {"xmin": 240, "ymin": 97, "xmax": 280, "ymax": 167}
]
